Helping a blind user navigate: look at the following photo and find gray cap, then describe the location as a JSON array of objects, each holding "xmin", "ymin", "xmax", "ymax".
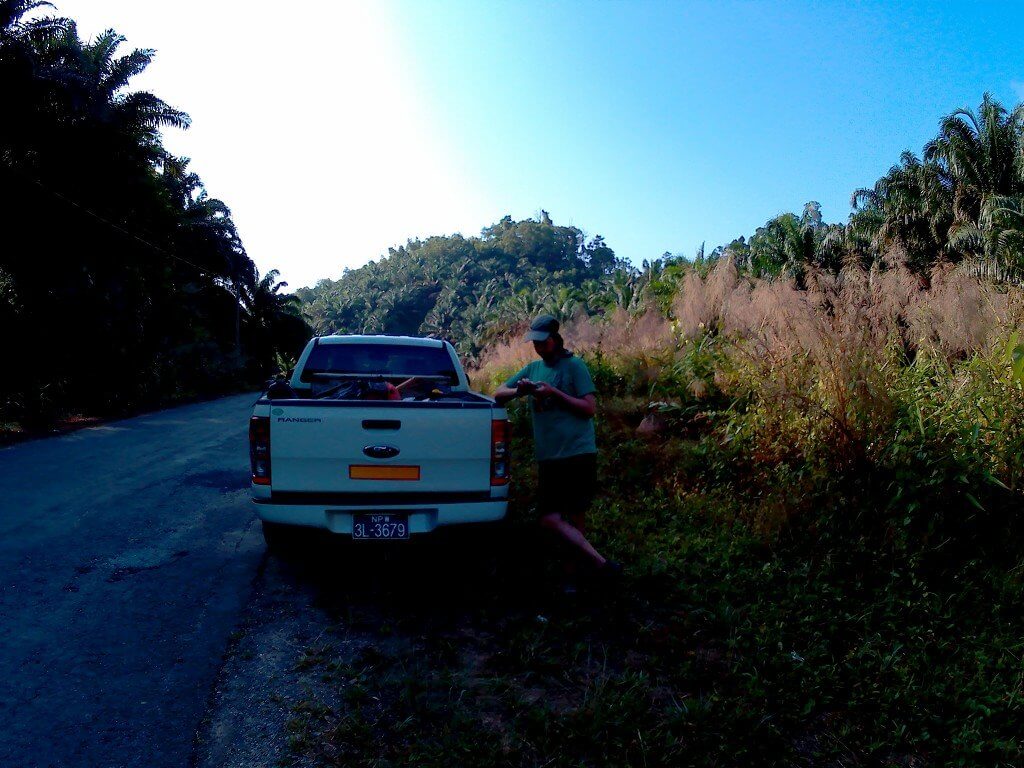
[{"xmin": 524, "ymin": 314, "xmax": 559, "ymax": 342}]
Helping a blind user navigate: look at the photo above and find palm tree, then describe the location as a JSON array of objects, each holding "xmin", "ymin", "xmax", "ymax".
[
  {"xmin": 35, "ymin": 23, "xmax": 189, "ymax": 158},
  {"xmin": 925, "ymin": 94, "xmax": 1024, "ymax": 229},
  {"xmin": 920, "ymin": 95, "xmax": 1024, "ymax": 278},
  {"xmin": 1, "ymin": 2, "xmax": 68, "ymax": 164},
  {"xmin": 0, "ymin": 0, "xmax": 65, "ymax": 52},
  {"xmin": 748, "ymin": 212, "xmax": 816, "ymax": 280},
  {"xmin": 243, "ymin": 269, "xmax": 300, "ymax": 329},
  {"xmin": 548, "ymin": 284, "xmax": 582, "ymax": 319},
  {"xmin": 851, "ymin": 152, "xmax": 953, "ymax": 273},
  {"xmin": 950, "ymin": 195, "xmax": 1024, "ymax": 283},
  {"xmin": 2, "ymin": 3, "xmax": 307, "ymax": 423},
  {"xmin": 598, "ymin": 269, "xmax": 645, "ymax": 312},
  {"xmin": 158, "ymin": 154, "xmax": 254, "ymax": 347},
  {"xmin": 815, "ymin": 222, "xmax": 857, "ymax": 272}
]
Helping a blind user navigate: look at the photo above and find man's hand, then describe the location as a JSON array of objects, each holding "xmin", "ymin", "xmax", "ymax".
[
  {"xmin": 494, "ymin": 379, "xmax": 531, "ymax": 406},
  {"xmin": 516, "ymin": 378, "xmax": 538, "ymax": 395},
  {"xmin": 532, "ymin": 381, "xmax": 554, "ymax": 399},
  {"xmin": 494, "ymin": 379, "xmax": 595, "ymax": 418},
  {"xmin": 534, "ymin": 383, "xmax": 596, "ymax": 419}
]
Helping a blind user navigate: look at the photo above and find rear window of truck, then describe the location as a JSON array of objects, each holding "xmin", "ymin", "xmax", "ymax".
[{"xmin": 300, "ymin": 343, "xmax": 458, "ymax": 383}]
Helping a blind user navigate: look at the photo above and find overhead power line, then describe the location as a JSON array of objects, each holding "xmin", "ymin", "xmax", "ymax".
[{"xmin": 10, "ymin": 167, "xmax": 216, "ymax": 278}]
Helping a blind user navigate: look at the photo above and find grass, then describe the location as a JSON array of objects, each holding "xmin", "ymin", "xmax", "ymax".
[
  {"xmin": 276, "ymin": 406, "xmax": 1024, "ymax": 766},
  {"xmin": 279, "ymin": 263, "xmax": 1024, "ymax": 766}
]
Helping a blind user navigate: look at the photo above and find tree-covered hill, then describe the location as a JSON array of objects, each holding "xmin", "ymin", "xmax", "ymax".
[
  {"xmin": 297, "ymin": 212, "xmax": 636, "ymax": 359},
  {"xmin": 0, "ymin": 1, "xmax": 308, "ymax": 429}
]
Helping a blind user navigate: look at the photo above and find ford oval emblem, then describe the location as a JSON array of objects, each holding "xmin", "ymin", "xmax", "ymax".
[{"xmin": 363, "ymin": 444, "xmax": 400, "ymax": 459}]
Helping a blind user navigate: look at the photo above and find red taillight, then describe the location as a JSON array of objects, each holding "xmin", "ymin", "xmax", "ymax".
[
  {"xmin": 249, "ymin": 416, "xmax": 271, "ymax": 486},
  {"xmin": 491, "ymin": 419, "xmax": 510, "ymax": 486}
]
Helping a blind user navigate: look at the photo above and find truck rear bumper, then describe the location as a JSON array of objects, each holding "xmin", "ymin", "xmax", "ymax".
[{"xmin": 252, "ymin": 498, "xmax": 508, "ymax": 535}]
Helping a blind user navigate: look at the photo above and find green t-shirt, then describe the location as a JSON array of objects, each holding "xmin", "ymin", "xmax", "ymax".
[{"xmin": 504, "ymin": 355, "xmax": 598, "ymax": 461}]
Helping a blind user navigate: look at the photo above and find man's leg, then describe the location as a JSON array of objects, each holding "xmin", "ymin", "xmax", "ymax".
[{"xmin": 540, "ymin": 512, "xmax": 606, "ymax": 567}]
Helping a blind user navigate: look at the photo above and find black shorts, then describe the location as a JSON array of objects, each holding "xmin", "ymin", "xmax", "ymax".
[{"xmin": 536, "ymin": 453, "xmax": 598, "ymax": 518}]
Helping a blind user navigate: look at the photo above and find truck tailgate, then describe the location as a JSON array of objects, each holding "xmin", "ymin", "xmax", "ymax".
[{"xmin": 269, "ymin": 402, "xmax": 493, "ymax": 493}]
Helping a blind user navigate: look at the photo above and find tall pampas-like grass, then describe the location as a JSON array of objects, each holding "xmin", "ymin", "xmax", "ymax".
[
  {"xmin": 469, "ymin": 308, "xmax": 676, "ymax": 391},
  {"xmin": 472, "ymin": 256, "xmax": 1024, "ymax": 483}
]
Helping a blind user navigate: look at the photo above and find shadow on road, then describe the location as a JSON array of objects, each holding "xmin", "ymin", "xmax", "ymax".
[{"xmin": 268, "ymin": 522, "xmax": 558, "ymax": 625}]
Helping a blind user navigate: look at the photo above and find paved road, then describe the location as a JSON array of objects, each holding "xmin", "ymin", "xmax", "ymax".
[{"xmin": 0, "ymin": 394, "xmax": 265, "ymax": 768}]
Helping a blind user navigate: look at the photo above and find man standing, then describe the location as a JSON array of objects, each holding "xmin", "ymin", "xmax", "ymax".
[{"xmin": 493, "ymin": 315, "xmax": 621, "ymax": 584}]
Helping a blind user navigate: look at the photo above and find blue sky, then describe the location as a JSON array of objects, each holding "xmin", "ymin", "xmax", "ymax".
[{"xmin": 59, "ymin": 1, "xmax": 1024, "ymax": 287}]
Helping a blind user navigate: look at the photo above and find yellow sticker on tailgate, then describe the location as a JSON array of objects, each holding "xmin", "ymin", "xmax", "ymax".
[{"xmin": 349, "ymin": 465, "xmax": 421, "ymax": 481}]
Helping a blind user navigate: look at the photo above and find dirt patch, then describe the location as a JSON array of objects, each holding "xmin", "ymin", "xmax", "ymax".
[
  {"xmin": 0, "ymin": 415, "xmax": 104, "ymax": 446},
  {"xmin": 0, "ymin": 387, "xmax": 258, "ymax": 447}
]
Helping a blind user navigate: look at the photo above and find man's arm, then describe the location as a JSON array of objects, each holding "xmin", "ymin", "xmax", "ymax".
[
  {"xmin": 395, "ymin": 377, "xmax": 418, "ymax": 393},
  {"xmin": 494, "ymin": 365, "xmax": 533, "ymax": 406},
  {"xmin": 493, "ymin": 385, "xmax": 518, "ymax": 406},
  {"xmin": 494, "ymin": 379, "xmax": 532, "ymax": 406}
]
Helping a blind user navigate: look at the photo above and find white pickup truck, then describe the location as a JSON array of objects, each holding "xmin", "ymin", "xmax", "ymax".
[{"xmin": 249, "ymin": 334, "xmax": 509, "ymax": 547}]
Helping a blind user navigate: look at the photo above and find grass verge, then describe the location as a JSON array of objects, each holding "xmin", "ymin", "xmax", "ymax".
[{"xmin": 276, "ymin": 403, "xmax": 1024, "ymax": 767}]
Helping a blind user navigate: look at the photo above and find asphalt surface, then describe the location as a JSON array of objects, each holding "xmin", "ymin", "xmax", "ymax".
[{"xmin": 0, "ymin": 393, "xmax": 265, "ymax": 768}]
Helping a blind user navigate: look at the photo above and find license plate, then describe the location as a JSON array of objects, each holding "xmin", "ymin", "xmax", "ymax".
[{"xmin": 353, "ymin": 513, "xmax": 410, "ymax": 540}]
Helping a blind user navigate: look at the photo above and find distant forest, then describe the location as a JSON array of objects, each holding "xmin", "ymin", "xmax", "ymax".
[
  {"xmin": 300, "ymin": 93, "xmax": 1024, "ymax": 360},
  {"xmin": 0, "ymin": 1, "xmax": 308, "ymax": 429}
]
